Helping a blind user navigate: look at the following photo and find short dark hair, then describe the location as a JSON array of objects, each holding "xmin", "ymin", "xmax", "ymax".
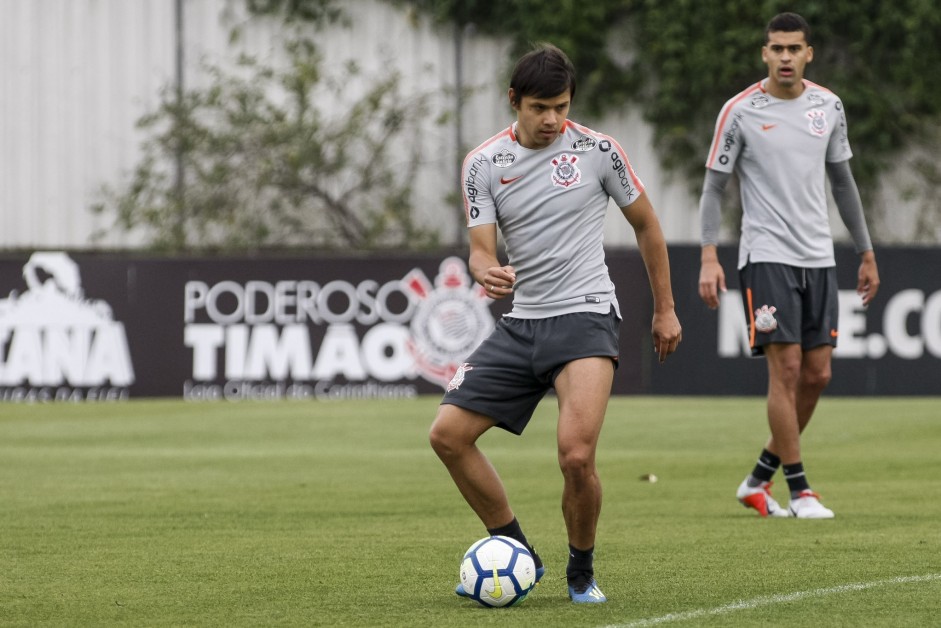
[
  {"xmin": 765, "ymin": 12, "xmax": 811, "ymax": 44},
  {"xmin": 509, "ymin": 43, "xmax": 577, "ymax": 105}
]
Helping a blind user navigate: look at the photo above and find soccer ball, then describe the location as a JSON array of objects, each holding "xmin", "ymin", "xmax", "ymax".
[{"xmin": 459, "ymin": 535, "xmax": 536, "ymax": 607}]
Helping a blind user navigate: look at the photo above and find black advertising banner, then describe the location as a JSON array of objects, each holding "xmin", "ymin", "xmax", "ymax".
[
  {"xmin": 0, "ymin": 247, "xmax": 937, "ymax": 402},
  {"xmin": 655, "ymin": 246, "xmax": 941, "ymax": 396}
]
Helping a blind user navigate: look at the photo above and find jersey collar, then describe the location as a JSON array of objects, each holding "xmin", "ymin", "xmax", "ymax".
[{"xmin": 509, "ymin": 120, "xmax": 569, "ymax": 145}]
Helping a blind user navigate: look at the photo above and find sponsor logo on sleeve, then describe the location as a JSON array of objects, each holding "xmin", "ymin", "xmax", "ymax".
[
  {"xmin": 718, "ymin": 112, "xmax": 744, "ymax": 165},
  {"xmin": 491, "ymin": 149, "xmax": 517, "ymax": 168},
  {"xmin": 806, "ymin": 92, "xmax": 825, "ymax": 106},
  {"xmin": 609, "ymin": 152, "xmax": 638, "ymax": 201},
  {"xmin": 571, "ymin": 136, "xmax": 597, "ymax": 152},
  {"xmin": 464, "ymin": 155, "xmax": 487, "ymax": 205}
]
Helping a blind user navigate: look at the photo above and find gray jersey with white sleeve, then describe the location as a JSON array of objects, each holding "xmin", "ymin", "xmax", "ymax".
[
  {"xmin": 705, "ymin": 79, "xmax": 853, "ymax": 269},
  {"xmin": 462, "ymin": 121, "xmax": 645, "ymax": 319}
]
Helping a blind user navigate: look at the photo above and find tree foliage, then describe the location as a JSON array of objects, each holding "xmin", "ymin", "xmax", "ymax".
[
  {"xmin": 94, "ymin": 5, "xmax": 438, "ymax": 252},
  {"xmin": 393, "ymin": 0, "xmax": 941, "ymax": 242}
]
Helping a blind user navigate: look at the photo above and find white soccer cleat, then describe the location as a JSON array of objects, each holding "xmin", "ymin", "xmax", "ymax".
[
  {"xmin": 788, "ymin": 490, "xmax": 835, "ymax": 519},
  {"xmin": 736, "ymin": 478, "xmax": 790, "ymax": 518}
]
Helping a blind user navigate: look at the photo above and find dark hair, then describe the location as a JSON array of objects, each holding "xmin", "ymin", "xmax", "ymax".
[
  {"xmin": 509, "ymin": 43, "xmax": 577, "ymax": 105},
  {"xmin": 765, "ymin": 12, "xmax": 811, "ymax": 44}
]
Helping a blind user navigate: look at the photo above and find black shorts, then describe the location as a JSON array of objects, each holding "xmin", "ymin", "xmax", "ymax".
[
  {"xmin": 739, "ymin": 262, "xmax": 839, "ymax": 356},
  {"xmin": 440, "ymin": 308, "xmax": 620, "ymax": 435}
]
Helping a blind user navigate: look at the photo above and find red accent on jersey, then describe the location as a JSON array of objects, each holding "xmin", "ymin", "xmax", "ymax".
[
  {"xmin": 706, "ymin": 82, "xmax": 762, "ymax": 169},
  {"xmin": 461, "ymin": 127, "xmax": 514, "ymax": 223},
  {"xmin": 568, "ymin": 121, "xmax": 646, "ymax": 198}
]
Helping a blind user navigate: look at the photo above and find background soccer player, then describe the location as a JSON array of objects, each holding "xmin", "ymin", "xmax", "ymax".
[
  {"xmin": 698, "ymin": 13, "xmax": 880, "ymax": 518},
  {"xmin": 429, "ymin": 43, "xmax": 681, "ymax": 603}
]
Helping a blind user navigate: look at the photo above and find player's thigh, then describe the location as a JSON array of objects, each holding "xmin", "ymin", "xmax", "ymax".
[{"xmin": 554, "ymin": 357, "xmax": 614, "ymax": 450}]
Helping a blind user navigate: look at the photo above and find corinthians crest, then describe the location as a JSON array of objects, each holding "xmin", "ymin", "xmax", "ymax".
[
  {"xmin": 402, "ymin": 257, "xmax": 495, "ymax": 388},
  {"xmin": 807, "ymin": 109, "xmax": 828, "ymax": 136},
  {"xmin": 550, "ymin": 153, "xmax": 581, "ymax": 188}
]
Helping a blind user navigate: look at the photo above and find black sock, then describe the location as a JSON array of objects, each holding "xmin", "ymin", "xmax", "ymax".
[
  {"xmin": 783, "ymin": 462, "xmax": 811, "ymax": 496},
  {"xmin": 487, "ymin": 518, "xmax": 542, "ymax": 569},
  {"xmin": 566, "ymin": 544, "xmax": 594, "ymax": 583},
  {"xmin": 747, "ymin": 448, "xmax": 781, "ymax": 486}
]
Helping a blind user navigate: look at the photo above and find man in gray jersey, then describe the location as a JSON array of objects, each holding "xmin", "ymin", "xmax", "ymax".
[
  {"xmin": 429, "ymin": 44, "xmax": 681, "ymax": 603},
  {"xmin": 698, "ymin": 13, "xmax": 880, "ymax": 519}
]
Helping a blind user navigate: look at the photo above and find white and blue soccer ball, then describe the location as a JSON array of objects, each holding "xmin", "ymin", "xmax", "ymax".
[{"xmin": 459, "ymin": 535, "xmax": 536, "ymax": 607}]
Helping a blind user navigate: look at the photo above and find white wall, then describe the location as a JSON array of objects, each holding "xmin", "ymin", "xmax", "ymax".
[
  {"xmin": 1, "ymin": 0, "xmax": 175, "ymax": 249},
  {"xmin": 0, "ymin": 0, "xmax": 703, "ymax": 250}
]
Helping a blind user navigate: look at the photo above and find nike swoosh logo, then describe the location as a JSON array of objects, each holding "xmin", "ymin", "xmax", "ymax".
[
  {"xmin": 830, "ymin": 329, "xmax": 839, "ymax": 338},
  {"xmin": 487, "ymin": 564, "xmax": 503, "ymax": 599},
  {"xmin": 761, "ymin": 124, "xmax": 777, "ymax": 131},
  {"xmin": 500, "ymin": 176, "xmax": 523, "ymax": 184}
]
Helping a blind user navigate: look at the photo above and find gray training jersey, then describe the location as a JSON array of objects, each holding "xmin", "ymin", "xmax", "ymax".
[
  {"xmin": 706, "ymin": 79, "xmax": 853, "ymax": 269},
  {"xmin": 462, "ymin": 120, "xmax": 645, "ymax": 319}
]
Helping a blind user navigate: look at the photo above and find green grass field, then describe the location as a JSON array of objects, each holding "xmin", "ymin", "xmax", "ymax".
[{"xmin": 1, "ymin": 396, "xmax": 939, "ymax": 627}]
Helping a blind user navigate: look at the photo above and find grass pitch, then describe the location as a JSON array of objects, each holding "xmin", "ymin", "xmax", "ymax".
[{"xmin": 1, "ymin": 396, "xmax": 939, "ymax": 627}]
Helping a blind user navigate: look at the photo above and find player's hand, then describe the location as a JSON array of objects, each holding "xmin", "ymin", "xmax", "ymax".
[
  {"xmin": 652, "ymin": 310, "xmax": 682, "ymax": 363},
  {"xmin": 483, "ymin": 265, "xmax": 516, "ymax": 300},
  {"xmin": 857, "ymin": 252, "xmax": 880, "ymax": 307},
  {"xmin": 698, "ymin": 259, "xmax": 726, "ymax": 310}
]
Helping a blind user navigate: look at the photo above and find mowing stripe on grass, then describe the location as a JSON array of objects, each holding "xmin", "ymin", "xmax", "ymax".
[{"xmin": 605, "ymin": 573, "xmax": 941, "ymax": 627}]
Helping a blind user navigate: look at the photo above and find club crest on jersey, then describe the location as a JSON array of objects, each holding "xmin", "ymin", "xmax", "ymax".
[
  {"xmin": 550, "ymin": 153, "xmax": 581, "ymax": 188},
  {"xmin": 807, "ymin": 109, "xmax": 828, "ymax": 136},
  {"xmin": 491, "ymin": 149, "xmax": 517, "ymax": 168}
]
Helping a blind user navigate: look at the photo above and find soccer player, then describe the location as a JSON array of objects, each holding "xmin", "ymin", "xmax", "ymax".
[
  {"xmin": 429, "ymin": 44, "xmax": 682, "ymax": 603},
  {"xmin": 698, "ymin": 13, "xmax": 880, "ymax": 519}
]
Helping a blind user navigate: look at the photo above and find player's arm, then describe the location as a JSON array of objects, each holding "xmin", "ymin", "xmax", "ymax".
[
  {"xmin": 468, "ymin": 224, "xmax": 515, "ymax": 300},
  {"xmin": 698, "ymin": 169, "xmax": 732, "ymax": 309},
  {"xmin": 619, "ymin": 192, "xmax": 682, "ymax": 362},
  {"xmin": 826, "ymin": 160, "xmax": 880, "ymax": 306}
]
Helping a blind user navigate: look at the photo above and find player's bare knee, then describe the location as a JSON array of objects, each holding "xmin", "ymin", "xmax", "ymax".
[
  {"xmin": 802, "ymin": 367, "xmax": 832, "ymax": 392},
  {"xmin": 428, "ymin": 422, "xmax": 457, "ymax": 460},
  {"xmin": 558, "ymin": 447, "xmax": 595, "ymax": 481}
]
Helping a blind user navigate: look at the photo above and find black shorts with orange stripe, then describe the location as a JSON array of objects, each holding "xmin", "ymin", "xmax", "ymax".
[{"xmin": 738, "ymin": 262, "xmax": 839, "ymax": 357}]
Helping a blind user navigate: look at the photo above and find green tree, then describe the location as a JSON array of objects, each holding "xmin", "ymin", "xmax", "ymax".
[
  {"xmin": 94, "ymin": 28, "xmax": 438, "ymax": 251},
  {"xmin": 394, "ymin": 0, "xmax": 941, "ymax": 243}
]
